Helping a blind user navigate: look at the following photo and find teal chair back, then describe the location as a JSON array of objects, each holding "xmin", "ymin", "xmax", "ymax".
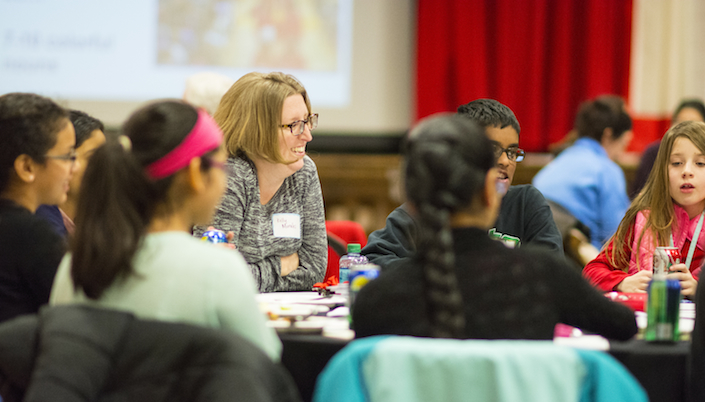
[{"xmin": 313, "ymin": 336, "xmax": 647, "ymax": 402}]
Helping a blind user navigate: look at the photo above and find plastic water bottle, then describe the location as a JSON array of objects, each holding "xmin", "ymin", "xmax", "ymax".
[{"xmin": 339, "ymin": 243, "xmax": 368, "ymax": 283}]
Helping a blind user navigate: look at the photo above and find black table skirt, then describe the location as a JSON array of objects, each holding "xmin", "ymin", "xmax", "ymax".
[
  {"xmin": 280, "ymin": 334, "xmax": 691, "ymax": 402},
  {"xmin": 280, "ymin": 334, "xmax": 348, "ymax": 402},
  {"xmin": 609, "ymin": 339, "xmax": 690, "ymax": 402}
]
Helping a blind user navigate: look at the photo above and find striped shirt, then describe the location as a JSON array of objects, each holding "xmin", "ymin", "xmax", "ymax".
[{"xmin": 195, "ymin": 155, "xmax": 327, "ymax": 292}]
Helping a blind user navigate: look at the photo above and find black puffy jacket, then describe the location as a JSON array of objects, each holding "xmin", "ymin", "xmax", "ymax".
[{"xmin": 0, "ymin": 305, "xmax": 301, "ymax": 402}]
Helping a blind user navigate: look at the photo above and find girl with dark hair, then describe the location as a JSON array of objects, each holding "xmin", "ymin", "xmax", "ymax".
[
  {"xmin": 352, "ymin": 114, "xmax": 637, "ymax": 341},
  {"xmin": 36, "ymin": 109, "xmax": 106, "ymax": 236},
  {"xmin": 50, "ymin": 100, "xmax": 281, "ymax": 360},
  {"xmin": 0, "ymin": 92, "xmax": 75, "ymax": 323}
]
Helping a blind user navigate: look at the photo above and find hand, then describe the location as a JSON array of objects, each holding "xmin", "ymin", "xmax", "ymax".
[
  {"xmin": 668, "ymin": 263, "xmax": 698, "ymax": 297},
  {"xmin": 223, "ymin": 230, "xmax": 236, "ymax": 250},
  {"xmin": 206, "ymin": 226, "xmax": 236, "ymax": 250},
  {"xmin": 616, "ymin": 270, "xmax": 652, "ymax": 293},
  {"xmin": 281, "ymin": 252, "xmax": 299, "ymax": 276}
]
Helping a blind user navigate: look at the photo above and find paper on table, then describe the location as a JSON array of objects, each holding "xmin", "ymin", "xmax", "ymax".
[
  {"xmin": 256, "ymin": 291, "xmax": 347, "ymax": 306},
  {"xmin": 635, "ymin": 310, "xmax": 695, "ymax": 334},
  {"xmin": 326, "ymin": 306, "xmax": 349, "ymax": 317},
  {"xmin": 554, "ymin": 335, "xmax": 610, "ymax": 351}
]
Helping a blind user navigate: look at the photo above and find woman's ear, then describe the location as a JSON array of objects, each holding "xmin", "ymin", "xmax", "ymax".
[
  {"xmin": 13, "ymin": 154, "xmax": 36, "ymax": 183},
  {"xmin": 185, "ymin": 157, "xmax": 206, "ymax": 193}
]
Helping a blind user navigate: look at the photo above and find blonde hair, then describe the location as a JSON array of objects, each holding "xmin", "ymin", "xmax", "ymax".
[
  {"xmin": 610, "ymin": 121, "xmax": 705, "ymax": 271},
  {"xmin": 214, "ymin": 72, "xmax": 311, "ymax": 163}
]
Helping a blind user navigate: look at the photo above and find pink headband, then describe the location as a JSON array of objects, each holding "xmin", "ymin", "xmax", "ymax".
[{"xmin": 145, "ymin": 109, "xmax": 223, "ymax": 179}]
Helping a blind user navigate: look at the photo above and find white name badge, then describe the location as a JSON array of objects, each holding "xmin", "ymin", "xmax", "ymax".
[{"xmin": 272, "ymin": 213, "xmax": 301, "ymax": 238}]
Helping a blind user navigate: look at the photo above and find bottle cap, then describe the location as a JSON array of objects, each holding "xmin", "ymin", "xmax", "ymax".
[{"xmin": 347, "ymin": 243, "xmax": 361, "ymax": 253}]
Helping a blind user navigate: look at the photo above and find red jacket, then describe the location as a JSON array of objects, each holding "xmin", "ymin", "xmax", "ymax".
[{"xmin": 583, "ymin": 221, "xmax": 703, "ymax": 291}]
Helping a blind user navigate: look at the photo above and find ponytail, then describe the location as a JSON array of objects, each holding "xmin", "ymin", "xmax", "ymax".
[
  {"xmin": 404, "ymin": 114, "xmax": 495, "ymax": 338},
  {"xmin": 70, "ymin": 140, "xmax": 173, "ymax": 298},
  {"xmin": 70, "ymin": 101, "xmax": 199, "ymax": 299}
]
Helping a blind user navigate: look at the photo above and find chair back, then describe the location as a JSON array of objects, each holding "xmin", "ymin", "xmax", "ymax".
[
  {"xmin": 546, "ymin": 200, "xmax": 598, "ymax": 267},
  {"xmin": 313, "ymin": 336, "xmax": 647, "ymax": 402},
  {"xmin": 324, "ymin": 220, "xmax": 368, "ymax": 283}
]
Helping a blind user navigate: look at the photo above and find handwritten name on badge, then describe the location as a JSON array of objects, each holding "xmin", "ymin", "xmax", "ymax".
[{"xmin": 272, "ymin": 213, "xmax": 301, "ymax": 238}]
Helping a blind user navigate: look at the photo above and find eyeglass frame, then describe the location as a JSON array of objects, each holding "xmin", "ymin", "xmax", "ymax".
[
  {"xmin": 492, "ymin": 143, "xmax": 525, "ymax": 162},
  {"xmin": 203, "ymin": 156, "xmax": 228, "ymax": 172},
  {"xmin": 280, "ymin": 113, "xmax": 318, "ymax": 136},
  {"xmin": 44, "ymin": 149, "xmax": 78, "ymax": 164}
]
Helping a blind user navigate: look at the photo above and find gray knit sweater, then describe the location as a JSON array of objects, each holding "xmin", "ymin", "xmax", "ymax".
[{"xmin": 194, "ymin": 155, "xmax": 327, "ymax": 292}]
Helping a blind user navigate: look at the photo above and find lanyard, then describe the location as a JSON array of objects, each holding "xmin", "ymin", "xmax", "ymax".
[{"xmin": 670, "ymin": 212, "xmax": 705, "ymax": 270}]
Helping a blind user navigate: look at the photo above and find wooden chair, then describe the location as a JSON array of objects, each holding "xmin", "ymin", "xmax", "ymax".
[{"xmin": 546, "ymin": 200, "xmax": 599, "ymax": 267}]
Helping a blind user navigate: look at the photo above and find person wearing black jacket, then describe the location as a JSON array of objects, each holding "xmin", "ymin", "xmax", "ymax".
[
  {"xmin": 362, "ymin": 99, "xmax": 562, "ymax": 269},
  {"xmin": 0, "ymin": 305, "xmax": 301, "ymax": 402},
  {"xmin": 352, "ymin": 114, "xmax": 637, "ymax": 341}
]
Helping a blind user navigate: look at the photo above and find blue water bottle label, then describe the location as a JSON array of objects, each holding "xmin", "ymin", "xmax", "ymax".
[{"xmin": 340, "ymin": 267, "xmax": 350, "ymax": 283}]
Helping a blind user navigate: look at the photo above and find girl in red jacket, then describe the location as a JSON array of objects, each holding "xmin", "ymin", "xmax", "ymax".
[{"xmin": 584, "ymin": 121, "xmax": 705, "ymax": 297}]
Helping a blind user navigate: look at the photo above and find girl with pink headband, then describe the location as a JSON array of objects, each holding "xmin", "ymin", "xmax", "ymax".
[{"xmin": 49, "ymin": 100, "xmax": 281, "ymax": 361}]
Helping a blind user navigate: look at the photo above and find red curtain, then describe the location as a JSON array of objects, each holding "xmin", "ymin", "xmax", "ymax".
[{"xmin": 416, "ymin": 0, "xmax": 633, "ymax": 152}]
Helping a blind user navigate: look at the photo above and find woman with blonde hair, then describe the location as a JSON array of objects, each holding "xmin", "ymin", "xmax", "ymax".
[
  {"xmin": 584, "ymin": 121, "xmax": 705, "ymax": 296},
  {"xmin": 194, "ymin": 72, "xmax": 327, "ymax": 292}
]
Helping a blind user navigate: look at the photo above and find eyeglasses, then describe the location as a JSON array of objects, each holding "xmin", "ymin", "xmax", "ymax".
[
  {"xmin": 492, "ymin": 144, "xmax": 525, "ymax": 162},
  {"xmin": 280, "ymin": 114, "xmax": 318, "ymax": 136},
  {"xmin": 207, "ymin": 159, "xmax": 227, "ymax": 171},
  {"xmin": 45, "ymin": 149, "xmax": 77, "ymax": 164},
  {"xmin": 202, "ymin": 156, "xmax": 228, "ymax": 173}
]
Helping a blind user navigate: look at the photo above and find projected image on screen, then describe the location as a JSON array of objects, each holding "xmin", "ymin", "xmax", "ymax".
[
  {"xmin": 0, "ymin": 0, "xmax": 352, "ymax": 107},
  {"xmin": 157, "ymin": 0, "xmax": 338, "ymax": 71}
]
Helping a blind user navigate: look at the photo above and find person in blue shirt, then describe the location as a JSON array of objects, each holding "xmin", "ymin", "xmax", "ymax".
[{"xmin": 533, "ymin": 95, "xmax": 633, "ymax": 249}]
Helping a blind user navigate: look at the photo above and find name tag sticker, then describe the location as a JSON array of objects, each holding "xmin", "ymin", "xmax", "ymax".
[{"xmin": 272, "ymin": 213, "xmax": 301, "ymax": 238}]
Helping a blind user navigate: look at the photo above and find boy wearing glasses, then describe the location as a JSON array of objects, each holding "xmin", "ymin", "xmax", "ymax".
[{"xmin": 362, "ymin": 99, "xmax": 563, "ymax": 269}]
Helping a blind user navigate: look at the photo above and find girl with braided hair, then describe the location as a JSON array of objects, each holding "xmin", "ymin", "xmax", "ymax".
[{"xmin": 352, "ymin": 114, "xmax": 637, "ymax": 341}]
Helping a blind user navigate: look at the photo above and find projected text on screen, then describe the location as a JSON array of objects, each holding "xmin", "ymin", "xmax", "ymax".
[{"xmin": 0, "ymin": 0, "xmax": 352, "ymax": 107}]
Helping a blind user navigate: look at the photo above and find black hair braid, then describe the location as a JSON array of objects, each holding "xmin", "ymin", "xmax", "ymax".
[
  {"xmin": 417, "ymin": 202, "xmax": 464, "ymax": 338},
  {"xmin": 405, "ymin": 114, "xmax": 495, "ymax": 339},
  {"xmin": 411, "ymin": 142, "xmax": 469, "ymax": 338}
]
